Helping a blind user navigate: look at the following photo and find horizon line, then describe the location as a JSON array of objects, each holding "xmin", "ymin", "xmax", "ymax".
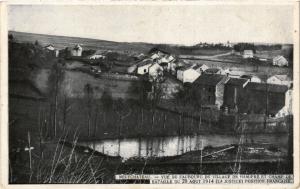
[{"xmin": 9, "ymin": 30, "xmax": 294, "ymax": 46}]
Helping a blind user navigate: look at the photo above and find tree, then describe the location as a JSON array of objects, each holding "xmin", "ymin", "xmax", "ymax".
[
  {"xmin": 34, "ymin": 40, "xmax": 40, "ymax": 46},
  {"xmin": 148, "ymin": 73, "xmax": 165, "ymax": 131},
  {"xmin": 100, "ymin": 89, "xmax": 113, "ymax": 125},
  {"xmin": 84, "ymin": 83, "xmax": 94, "ymax": 137},
  {"xmin": 113, "ymin": 98, "xmax": 132, "ymax": 138}
]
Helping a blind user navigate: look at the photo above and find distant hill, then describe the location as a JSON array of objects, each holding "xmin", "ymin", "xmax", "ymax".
[{"xmin": 9, "ymin": 31, "xmax": 156, "ymax": 54}]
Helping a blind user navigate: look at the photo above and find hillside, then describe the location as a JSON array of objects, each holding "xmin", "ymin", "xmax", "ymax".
[{"xmin": 9, "ymin": 31, "xmax": 156, "ymax": 54}]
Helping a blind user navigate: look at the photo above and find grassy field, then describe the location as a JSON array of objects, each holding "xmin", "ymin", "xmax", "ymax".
[
  {"xmin": 183, "ymin": 59, "xmax": 292, "ymax": 81},
  {"xmin": 9, "ymin": 31, "xmax": 155, "ymax": 54},
  {"xmin": 60, "ymin": 70, "xmax": 138, "ymax": 99}
]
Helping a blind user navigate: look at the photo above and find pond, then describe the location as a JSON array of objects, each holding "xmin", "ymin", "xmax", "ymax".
[{"xmin": 79, "ymin": 133, "xmax": 288, "ymax": 160}]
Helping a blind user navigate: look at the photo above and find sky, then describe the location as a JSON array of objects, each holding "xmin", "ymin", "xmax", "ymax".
[{"xmin": 8, "ymin": 4, "xmax": 294, "ymax": 45}]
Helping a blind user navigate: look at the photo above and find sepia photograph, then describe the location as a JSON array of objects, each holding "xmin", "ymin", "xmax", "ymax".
[{"xmin": 2, "ymin": 1, "xmax": 299, "ymax": 186}]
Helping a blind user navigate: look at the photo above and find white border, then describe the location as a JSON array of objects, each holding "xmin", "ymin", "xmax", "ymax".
[{"xmin": 0, "ymin": 1, "xmax": 299, "ymax": 189}]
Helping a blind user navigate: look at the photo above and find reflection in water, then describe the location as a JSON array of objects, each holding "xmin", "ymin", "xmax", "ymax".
[{"xmin": 80, "ymin": 134, "xmax": 288, "ymax": 160}]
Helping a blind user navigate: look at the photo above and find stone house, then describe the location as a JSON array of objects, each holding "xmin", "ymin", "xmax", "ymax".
[{"xmin": 193, "ymin": 74, "xmax": 230, "ymax": 109}]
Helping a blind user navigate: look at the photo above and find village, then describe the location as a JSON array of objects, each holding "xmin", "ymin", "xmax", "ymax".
[{"xmin": 45, "ymin": 42, "xmax": 293, "ymax": 123}]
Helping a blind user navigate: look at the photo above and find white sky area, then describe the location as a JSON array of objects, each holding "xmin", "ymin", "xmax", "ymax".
[{"xmin": 8, "ymin": 5, "xmax": 294, "ymax": 45}]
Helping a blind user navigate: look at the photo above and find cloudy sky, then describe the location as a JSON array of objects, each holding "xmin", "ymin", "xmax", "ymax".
[{"xmin": 8, "ymin": 4, "xmax": 294, "ymax": 45}]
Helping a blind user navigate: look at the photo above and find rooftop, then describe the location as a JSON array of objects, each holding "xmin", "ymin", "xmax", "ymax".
[
  {"xmin": 192, "ymin": 64, "xmax": 206, "ymax": 70},
  {"xmin": 241, "ymin": 75, "xmax": 259, "ymax": 79},
  {"xmin": 227, "ymin": 78, "xmax": 249, "ymax": 86},
  {"xmin": 273, "ymin": 74, "xmax": 292, "ymax": 81},
  {"xmin": 204, "ymin": 68, "xmax": 221, "ymax": 74},
  {"xmin": 246, "ymin": 82, "xmax": 288, "ymax": 93},
  {"xmin": 194, "ymin": 74, "xmax": 228, "ymax": 86},
  {"xmin": 177, "ymin": 65, "xmax": 193, "ymax": 71},
  {"xmin": 137, "ymin": 59, "xmax": 153, "ymax": 67}
]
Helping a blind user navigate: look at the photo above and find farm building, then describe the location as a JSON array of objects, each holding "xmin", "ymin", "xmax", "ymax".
[
  {"xmin": 159, "ymin": 55, "xmax": 175, "ymax": 63},
  {"xmin": 136, "ymin": 59, "xmax": 153, "ymax": 75},
  {"xmin": 240, "ymin": 75, "xmax": 261, "ymax": 83},
  {"xmin": 267, "ymin": 75, "xmax": 292, "ymax": 87},
  {"xmin": 176, "ymin": 66, "xmax": 200, "ymax": 83},
  {"xmin": 70, "ymin": 44, "xmax": 83, "ymax": 57},
  {"xmin": 45, "ymin": 44, "xmax": 55, "ymax": 51},
  {"xmin": 239, "ymin": 83, "xmax": 292, "ymax": 117},
  {"xmin": 273, "ymin": 55, "xmax": 288, "ymax": 67},
  {"xmin": 222, "ymin": 78, "xmax": 250, "ymax": 113},
  {"xmin": 45, "ymin": 44, "xmax": 59, "ymax": 57},
  {"xmin": 86, "ymin": 50, "xmax": 106, "ymax": 60},
  {"xmin": 127, "ymin": 64, "xmax": 137, "ymax": 74},
  {"xmin": 204, "ymin": 68, "xmax": 223, "ymax": 75},
  {"xmin": 193, "ymin": 74, "xmax": 230, "ymax": 109},
  {"xmin": 242, "ymin": 50, "xmax": 254, "ymax": 59},
  {"xmin": 192, "ymin": 64, "xmax": 209, "ymax": 74}
]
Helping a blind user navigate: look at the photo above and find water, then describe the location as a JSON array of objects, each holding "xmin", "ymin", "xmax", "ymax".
[{"xmin": 80, "ymin": 133, "xmax": 288, "ymax": 160}]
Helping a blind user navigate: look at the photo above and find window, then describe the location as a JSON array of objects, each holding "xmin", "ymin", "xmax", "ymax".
[{"xmin": 144, "ymin": 69, "xmax": 147, "ymax": 73}]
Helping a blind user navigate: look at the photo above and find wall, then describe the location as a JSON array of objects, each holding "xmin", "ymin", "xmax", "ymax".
[
  {"xmin": 182, "ymin": 69, "xmax": 200, "ymax": 83},
  {"xmin": 137, "ymin": 64, "xmax": 151, "ymax": 75}
]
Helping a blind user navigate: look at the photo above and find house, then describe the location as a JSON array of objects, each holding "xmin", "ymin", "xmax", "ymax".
[
  {"xmin": 273, "ymin": 56, "xmax": 288, "ymax": 67},
  {"xmin": 45, "ymin": 44, "xmax": 59, "ymax": 57},
  {"xmin": 240, "ymin": 83, "xmax": 292, "ymax": 117},
  {"xmin": 148, "ymin": 63, "xmax": 163, "ymax": 79},
  {"xmin": 192, "ymin": 64, "xmax": 209, "ymax": 74},
  {"xmin": 176, "ymin": 66, "xmax": 200, "ymax": 83},
  {"xmin": 45, "ymin": 44, "xmax": 55, "ymax": 51},
  {"xmin": 193, "ymin": 74, "xmax": 230, "ymax": 108},
  {"xmin": 87, "ymin": 50, "xmax": 106, "ymax": 60},
  {"xmin": 136, "ymin": 59, "xmax": 153, "ymax": 75},
  {"xmin": 204, "ymin": 68, "xmax": 222, "ymax": 75},
  {"xmin": 70, "ymin": 44, "xmax": 83, "ymax": 57},
  {"xmin": 242, "ymin": 50, "xmax": 254, "ymax": 59},
  {"xmin": 169, "ymin": 59, "xmax": 184, "ymax": 75},
  {"xmin": 240, "ymin": 75, "xmax": 261, "ymax": 83},
  {"xmin": 127, "ymin": 64, "xmax": 137, "ymax": 74},
  {"xmin": 223, "ymin": 78, "xmax": 250, "ymax": 112},
  {"xmin": 160, "ymin": 54, "xmax": 175, "ymax": 63},
  {"xmin": 267, "ymin": 75, "xmax": 292, "ymax": 87}
]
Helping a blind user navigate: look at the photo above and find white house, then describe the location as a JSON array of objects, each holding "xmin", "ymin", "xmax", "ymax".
[
  {"xmin": 242, "ymin": 50, "xmax": 254, "ymax": 59},
  {"xmin": 240, "ymin": 75, "xmax": 261, "ymax": 83},
  {"xmin": 45, "ymin": 44, "xmax": 59, "ymax": 57},
  {"xmin": 87, "ymin": 51, "xmax": 106, "ymax": 59},
  {"xmin": 192, "ymin": 64, "xmax": 209, "ymax": 74},
  {"xmin": 275, "ymin": 88, "xmax": 293, "ymax": 117},
  {"xmin": 127, "ymin": 64, "xmax": 138, "ymax": 74},
  {"xmin": 45, "ymin": 44, "xmax": 55, "ymax": 51},
  {"xmin": 150, "ymin": 53, "xmax": 160, "ymax": 60},
  {"xmin": 273, "ymin": 56, "xmax": 288, "ymax": 67},
  {"xmin": 70, "ymin": 44, "xmax": 83, "ymax": 57},
  {"xmin": 177, "ymin": 66, "xmax": 200, "ymax": 83},
  {"xmin": 267, "ymin": 75, "xmax": 292, "ymax": 87},
  {"xmin": 136, "ymin": 59, "xmax": 153, "ymax": 75}
]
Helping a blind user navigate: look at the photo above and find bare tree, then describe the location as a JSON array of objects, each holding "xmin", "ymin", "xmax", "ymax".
[
  {"xmin": 113, "ymin": 98, "xmax": 132, "ymax": 138},
  {"xmin": 84, "ymin": 83, "xmax": 94, "ymax": 137},
  {"xmin": 62, "ymin": 92, "xmax": 72, "ymax": 133},
  {"xmin": 148, "ymin": 73, "xmax": 164, "ymax": 131}
]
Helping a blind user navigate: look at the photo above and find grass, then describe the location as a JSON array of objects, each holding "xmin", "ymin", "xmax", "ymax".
[{"xmin": 10, "ymin": 128, "xmax": 108, "ymax": 184}]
